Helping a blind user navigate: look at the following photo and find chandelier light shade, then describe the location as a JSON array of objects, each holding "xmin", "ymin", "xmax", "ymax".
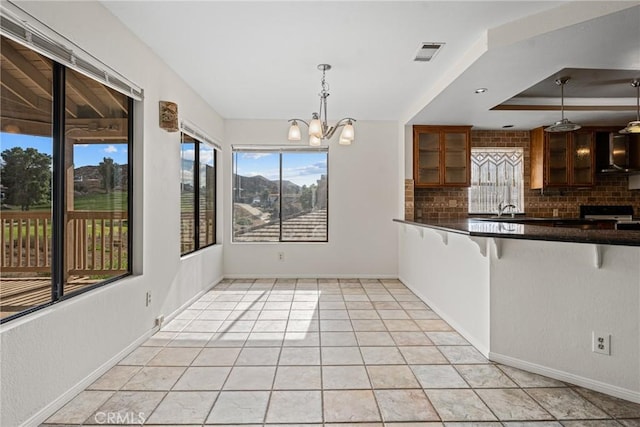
[
  {"xmin": 544, "ymin": 77, "xmax": 581, "ymax": 133},
  {"xmin": 287, "ymin": 120, "xmax": 301, "ymax": 140},
  {"xmin": 289, "ymin": 120, "xmax": 301, "ymax": 141},
  {"xmin": 288, "ymin": 64, "xmax": 356, "ymax": 145},
  {"xmin": 620, "ymin": 80, "xmax": 640, "ymax": 134},
  {"xmin": 309, "ymin": 135, "xmax": 322, "ymax": 146},
  {"xmin": 341, "ymin": 120, "xmax": 355, "ymax": 139},
  {"xmin": 339, "ymin": 120, "xmax": 355, "ymax": 145},
  {"xmin": 309, "ymin": 115, "xmax": 323, "ymax": 138}
]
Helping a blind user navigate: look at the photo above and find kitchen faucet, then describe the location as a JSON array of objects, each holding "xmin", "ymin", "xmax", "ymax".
[{"xmin": 498, "ymin": 202, "xmax": 517, "ymax": 218}]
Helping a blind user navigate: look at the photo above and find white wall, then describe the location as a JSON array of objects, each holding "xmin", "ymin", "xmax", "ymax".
[
  {"xmin": 223, "ymin": 120, "xmax": 400, "ymax": 278},
  {"xmin": 398, "ymin": 221, "xmax": 640, "ymax": 403},
  {"xmin": 404, "ymin": 124, "xmax": 413, "ymax": 179},
  {"xmin": 490, "ymin": 238, "xmax": 640, "ymax": 401},
  {"xmin": 0, "ymin": 2, "xmax": 225, "ymax": 426},
  {"xmin": 398, "ymin": 223, "xmax": 491, "ymax": 354}
]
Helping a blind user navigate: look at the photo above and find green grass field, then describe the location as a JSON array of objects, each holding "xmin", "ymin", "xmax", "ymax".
[
  {"xmin": 2, "ymin": 191, "xmax": 128, "ymax": 212},
  {"xmin": 2, "ymin": 191, "xmax": 128, "ymax": 260},
  {"xmin": 74, "ymin": 191, "xmax": 128, "ymax": 211}
]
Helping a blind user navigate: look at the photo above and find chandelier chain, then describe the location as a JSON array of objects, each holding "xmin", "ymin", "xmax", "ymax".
[
  {"xmin": 634, "ymin": 80, "xmax": 639, "ymax": 121},
  {"xmin": 319, "ymin": 67, "xmax": 330, "ymax": 133}
]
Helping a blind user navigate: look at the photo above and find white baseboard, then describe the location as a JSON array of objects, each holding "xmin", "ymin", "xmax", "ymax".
[
  {"xmin": 398, "ymin": 275, "xmax": 489, "ymax": 357},
  {"xmin": 222, "ymin": 274, "xmax": 398, "ymax": 280},
  {"xmin": 489, "ymin": 352, "xmax": 640, "ymax": 404},
  {"xmin": 22, "ymin": 328, "xmax": 155, "ymax": 427},
  {"xmin": 22, "ymin": 276, "xmax": 224, "ymax": 427},
  {"xmin": 400, "ymin": 273, "xmax": 640, "ymax": 404}
]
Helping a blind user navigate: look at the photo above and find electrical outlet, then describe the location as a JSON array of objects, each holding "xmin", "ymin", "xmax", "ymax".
[
  {"xmin": 553, "ymin": 208, "xmax": 559, "ymax": 217},
  {"xmin": 146, "ymin": 292, "xmax": 152, "ymax": 307},
  {"xmin": 155, "ymin": 315, "xmax": 164, "ymax": 327},
  {"xmin": 278, "ymin": 252, "xmax": 285, "ymax": 261},
  {"xmin": 592, "ymin": 331, "xmax": 611, "ymax": 355}
]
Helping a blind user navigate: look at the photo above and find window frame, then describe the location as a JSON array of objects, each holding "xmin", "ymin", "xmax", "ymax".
[
  {"xmin": 55, "ymin": 96, "xmax": 135, "ymax": 304},
  {"xmin": 0, "ymin": 44, "xmax": 134, "ymax": 324},
  {"xmin": 180, "ymin": 133, "xmax": 217, "ymax": 256},
  {"xmin": 468, "ymin": 147, "xmax": 525, "ymax": 215},
  {"xmin": 231, "ymin": 147, "xmax": 329, "ymax": 244}
]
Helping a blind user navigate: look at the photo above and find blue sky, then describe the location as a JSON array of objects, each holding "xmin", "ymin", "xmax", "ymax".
[
  {"xmin": 235, "ymin": 152, "xmax": 327, "ymax": 187},
  {"xmin": 2, "ymin": 133, "xmax": 325, "ymax": 186},
  {"xmin": 0, "ymin": 133, "xmax": 128, "ymax": 167}
]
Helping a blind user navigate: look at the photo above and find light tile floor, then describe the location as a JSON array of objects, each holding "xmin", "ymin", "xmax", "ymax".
[{"xmin": 43, "ymin": 278, "xmax": 640, "ymax": 426}]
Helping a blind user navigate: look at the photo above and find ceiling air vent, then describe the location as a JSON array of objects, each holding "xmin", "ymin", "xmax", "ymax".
[{"xmin": 414, "ymin": 42, "xmax": 444, "ymax": 62}]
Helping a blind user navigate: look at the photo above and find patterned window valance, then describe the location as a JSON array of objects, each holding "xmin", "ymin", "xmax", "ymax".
[{"xmin": 468, "ymin": 148, "xmax": 524, "ymax": 214}]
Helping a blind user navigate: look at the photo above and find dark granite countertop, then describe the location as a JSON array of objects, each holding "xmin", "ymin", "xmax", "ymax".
[{"xmin": 394, "ymin": 218, "xmax": 640, "ymax": 247}]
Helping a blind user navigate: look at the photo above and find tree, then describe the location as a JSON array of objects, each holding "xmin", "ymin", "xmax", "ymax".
[
  {"xmin": 261, "ymin": 189, "xmax": 270, "ymax": 207},
  {"xmin": 0, "ymin": 147, "xmax": 52, "ymax": 211},
  {"xmin": 300, "ymin": 184, "xmax": 315, "ymax": 211},
  {"xmin": 98, "ymin": 157, "xmax": 120, "ymax": 193}
]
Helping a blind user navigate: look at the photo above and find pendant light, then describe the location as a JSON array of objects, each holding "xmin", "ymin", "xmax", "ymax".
[
  {"xmin": 620, "ymin": 80, "xmax": 640, "ymax": 134},
  {"xmin": 544, "ymin": 77, "xmax": 581, "ymax": 133}
]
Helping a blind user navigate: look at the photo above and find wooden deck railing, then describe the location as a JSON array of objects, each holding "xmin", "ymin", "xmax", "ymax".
[
  {"xmin": 180, "ymin": 211, "xmax": 215, "ymax": 254},
  {"xmin": 0, "ymin": 211, "xmax": 50, "ymax": 272},
  {"xmin": 66, "ymin": 211, "xmax": 128, "ymax": 274},
  {"xmin": 1, "ymin": 210, "xmax": 128, "ymax": 275}
]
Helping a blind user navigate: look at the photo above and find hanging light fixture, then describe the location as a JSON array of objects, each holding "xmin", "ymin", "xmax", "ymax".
[
  {"xmin": 288, "ymin": 64, "xmax": 356, "ymax": 145},
  {"xmin": 544, "ymin": 77, "xmax": 581, "ymax": 133},
  {"xmin": 620, "ymin": 80, "xmax": 640, "ymax": 134}
]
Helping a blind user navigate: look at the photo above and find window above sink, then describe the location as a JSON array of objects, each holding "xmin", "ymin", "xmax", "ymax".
[{"xmin": 468, "ymin": 148, "xmax": 524, "ymax": 215}]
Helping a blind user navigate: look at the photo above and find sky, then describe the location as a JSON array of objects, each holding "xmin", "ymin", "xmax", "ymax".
[
  {"xmin": 181, "ymin": 144, "xmax": 216, "ymax": 184},
  {"xmin": 2, "ymin": 133, "xmax": 326, "ymax": 186},
  {"xmin": 0, "ymin": 133, "xmax": 128, "ymax": 167},
  {"xmin": 234, "ymin": 151, "xmax": 327, "ymax": 187}
]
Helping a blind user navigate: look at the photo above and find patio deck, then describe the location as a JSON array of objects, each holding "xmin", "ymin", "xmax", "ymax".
[{"xmin": 0, "ymin": 276, "xmax": 100, "ymax": 319}]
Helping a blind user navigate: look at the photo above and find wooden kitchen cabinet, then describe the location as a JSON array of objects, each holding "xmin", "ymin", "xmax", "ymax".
[
  {"xmin": 413, "ymin": 125, "xmax": 471, "ymax": 187},
  {"xmin": 530, "ymin": 127, "xmax": 595, "ymax": 189}
]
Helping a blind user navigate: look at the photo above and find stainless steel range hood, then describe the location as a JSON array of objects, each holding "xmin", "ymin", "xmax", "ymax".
[{"xmin": 600, "ymin": 133, "xmax": 640, "ymax": 173}]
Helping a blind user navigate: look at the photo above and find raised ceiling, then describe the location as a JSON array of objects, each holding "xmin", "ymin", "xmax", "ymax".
[
  {"xmin": 512, "ymin": 69, "xmax": 639, "ymax": 99},
  {"xmin": 102, "ymin": 1, "xmax": 640, "ymax": 130}
]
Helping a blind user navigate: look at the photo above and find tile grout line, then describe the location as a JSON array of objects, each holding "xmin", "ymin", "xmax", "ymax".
[
  {"xmin": 395, "ymin": 280, "xmax": 488, "ymax": 424},
  {"xmin": 46, "ymin": 278, "xmax": 640, "ymax": 426},
  {"xmin": 489, "ymin": 364, "xmax": 560, "ymax": 424},
  {"xmin": 353, "ymin": 279, "xmax": 388, "ymax": 424},
  {"xmin": 383, "ymin": 280, "xmax": 445, "ymax": 424},
  {"xmin": 157, "ymin": 279, "xmax": 245, "ymax": 425},
  {"xmin": 202, "ymin": 279, "xmax": 251, "ymax": 425},
  {"xmin": 316, "ymin": 279, "xmax": 326, "ymax": 426},
  {"xmin": 567, "ymin": 384, "xmax": 629, "ymax": 422}
]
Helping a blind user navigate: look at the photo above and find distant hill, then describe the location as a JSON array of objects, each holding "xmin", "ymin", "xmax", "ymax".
[
  {"xmin": 232, "ymin": 174, "xmax": 301, "ymax": 196},
  {"xmin": 74, "ymin": 165, "xmax": 100, "ymax": 181},
  {"xmin": 75, "ymin": 164, "xmax": 128, "ymax": 181},
  {"xmin": 74, "ymin": 164, "xmax": 128, "ymax": 193}
]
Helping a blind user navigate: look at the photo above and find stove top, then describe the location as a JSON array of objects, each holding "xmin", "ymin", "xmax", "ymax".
[{"xmin": 580, "ymin": 205, "xmax": 634, "ymax": 221}]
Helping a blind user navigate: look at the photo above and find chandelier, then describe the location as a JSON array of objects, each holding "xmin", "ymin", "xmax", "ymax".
[{"xmin": 287, "ymin": 64, "xmax": 356, "ymax": 146}]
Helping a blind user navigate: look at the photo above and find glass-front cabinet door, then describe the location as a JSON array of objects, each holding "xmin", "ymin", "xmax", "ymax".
[
  {"xmin": 571, "ymin": 132, "xmax": 594, "ymax": 186},
  {"xmin": 530, "ymin": 127, "xmax": 596, "ymax": 190},
  {"xmin": 413, "ymin": 126, "xmax": 471, "ymax": 187},
  {"xmin": 546, "ymin": 133, "xmax": 569, "ymax": 186},
  {"xmin": 443, "ymin": 132, "xmax": 468, "ymax": 185},
  {"xmin": 416, "ymin": 131, "xmax": 440, "ymax": 186}
]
